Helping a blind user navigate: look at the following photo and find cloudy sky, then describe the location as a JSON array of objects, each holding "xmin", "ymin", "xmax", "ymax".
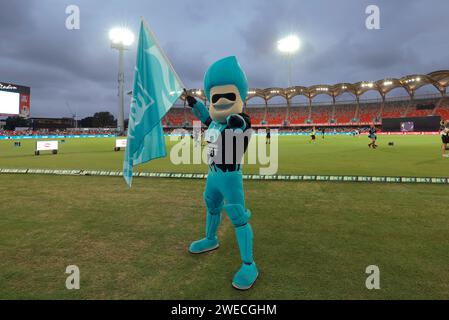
[{"xmin": 1, "ymin": 0, "xmax": 449, "ymax": 118}]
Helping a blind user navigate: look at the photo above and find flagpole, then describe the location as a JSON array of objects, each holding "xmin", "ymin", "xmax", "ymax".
[
  {"xmin": 117, "ymin": 47, "xmax": 125, "ymax": 133},
  {"xmin": 140, "ymin": 17, "xmax": 186, "ymax": 90}
]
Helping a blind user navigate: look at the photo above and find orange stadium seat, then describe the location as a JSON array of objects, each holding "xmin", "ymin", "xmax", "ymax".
[
  {"xmin": 310, "ymin": 105, "xmax": 332, "ymax": 123},
  {"xmin": 244, "ymin": 107, "xmax": 265, "ymax": 125},
  {"xmin": 289, "ymin": 106, "xmax": 309, "ymax": 124},
  {"xmin": 358, "ymin": 103, "xmax": 381, "ymax": 123},
  {"xmin": 434, "ymin": 99, "xmax": 449, "ymax": 120},
  {"xmin": 265, "ymin": 107, "xmax": 287, "ymax": 125},
  {"xmin": 334, "ymin": 104, "xmax": 356, "ymax": 124},
  {"xmin": 162, "ymin": 97, "xmax": 445, "ymax": 127},
  {"xmin": 381, "ymin": 100, "xmax": 409, "ymax": 118}
]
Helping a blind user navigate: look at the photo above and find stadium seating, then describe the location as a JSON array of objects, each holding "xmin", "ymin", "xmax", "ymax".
[
  {"xmin": 406, "ymin": 107, "xmax": 431, "ymax": 117},
  {"xmin": 245, "ymin": 107, "xmax": 265, "ymax": 125},
  {"xmin": 404, "ymin": 99, "xmax": 436, "ymax": 117},
  {"xmin": 358, "ymin": 103, "xmax": 381, "ymax": 123},
  {"xmin": 4, "ymin": 97, "xmax": 446, "ymax": 138},
  {"xmin": 159, "ymin": 96, "xmax": 445, "ymax": 128},
  {"xmin": 434, "ymin": 98, "xmax": 449, "ymax": 120},
  {"xmin": 381, "ymin": 100, "xmax": 409, "ymax": 118},
  {"xmin": 185, "ymin": 111, "xmax": 198, "ymax": 126},
  {"xmin": 265, "ymin": 107, "xmax": 287, "ymax": 125},
  {"xmin": 289, "ymin": 106, "xmax": 309, "ymax": 124},
  {"xmin": 164, "ymin": 107, "xmax": 184, "ymax": 126},
  {"xmin": 310, "ymin": 105, "xmax": 332, "ymax": 123},
  {"xmin": 334, "ymin": 104, "xmax": 356, "ymax": 123},
  {"xmin": 0, "ymin": 129, "xmax": 118, "ymax": 136}
]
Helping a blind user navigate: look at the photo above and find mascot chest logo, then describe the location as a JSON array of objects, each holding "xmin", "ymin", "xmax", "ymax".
[
  {"xmin": 205, "ymin": 127, "xmax": 221, "ymax": 143},
  {"xmin": 205, "ymin": 127, "xmax": 221, "ymax": 161}
]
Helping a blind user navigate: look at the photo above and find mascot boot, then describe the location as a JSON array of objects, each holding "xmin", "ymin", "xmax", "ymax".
[
  {"xmin": 225, "ymin": 203, "xmax": 258, "ymax": 290},
  {"xmin": 189, "ymin": 194, "xmax": 223, "ymax": 254}
]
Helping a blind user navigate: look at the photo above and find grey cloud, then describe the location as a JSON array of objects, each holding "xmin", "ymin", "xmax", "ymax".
[{"xmin": 1, "ymin": 0, "xmax": 448, "ymax": 118}]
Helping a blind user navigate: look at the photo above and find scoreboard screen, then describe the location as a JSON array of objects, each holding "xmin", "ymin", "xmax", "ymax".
[
  {"xmin": 0, "ymin": 82, "xmax": 31, "ymax": 117},
  {"xmin": 0, "ymin": 90, "xmax": 20, "ymax": 115},
  {"xmin": 400, "ymin": 121, "xmax": 414, "ymax": 132},
  {"xmin": 382, "ymin": 116, "xmax": 441, "ymax": 132}
]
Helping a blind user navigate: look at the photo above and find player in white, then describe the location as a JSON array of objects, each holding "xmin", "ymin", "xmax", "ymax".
[{"xmin": 440, "ymin": 120, "xmax": 449, "ymax": 158}]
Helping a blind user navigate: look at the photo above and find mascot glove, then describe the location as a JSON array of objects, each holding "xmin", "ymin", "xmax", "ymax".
[
  {"xmin": 227, "ymin": 114, "xmax": 245, "ymax": 130},
  {"xmin": 186, "ymin": 95, "xmax": 197, "ymax": 108}
]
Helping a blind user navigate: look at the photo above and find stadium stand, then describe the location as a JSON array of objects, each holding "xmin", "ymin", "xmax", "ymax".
[
  {"xmin": 265, "ymin": 107, "xmax": 287, "ymax": 125},
  {"xmin": 164, "ymin": 107, "xmax": 184, "ymax": 126},
  {"xmin": 434, "ymin": 97, "xmax": 449, "ymax": 120},
  {"xmin": 333, "ymin": 104, "xmax": 356, "ymax": 124},
  {"xmin": 358, "ymin": 102, "xmax": 381, "ymax": 123},
  {"xmin": 405, "ymin": 99, "xmax": 435, "ymax": 117},
  {"xmin": 310, "ymin": 105, "xmax": 332, "ymax": 123},
  {"xmin": 158, "ymin": 95, "xmax": 445, "ymax": 128},
  {"xmin": 289, "ymin": 106, "xmax": 309, "ymax": 124},
  {"xmin": 245, "ymin": 106, "xmax": 265, "ymax": 125},
  {"xmin": 2, "ymin": 70, "xmax": 447, "ymax": 134},
  {"xmin": 0, "ymin": 129, "xmax": 117, "ymax": 136},
  {"xmin": 380, "ymin": 100, "xmax": 409, "ymax": 119}
]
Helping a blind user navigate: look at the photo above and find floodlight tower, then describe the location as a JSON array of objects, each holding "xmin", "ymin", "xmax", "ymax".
[
  {"xmin": 277, "ymin": 35, "xmax": 301, "ymax": 87},
  {"xmin": 109, "ymin": 27, "xmax": 135, "ymax": 134}
]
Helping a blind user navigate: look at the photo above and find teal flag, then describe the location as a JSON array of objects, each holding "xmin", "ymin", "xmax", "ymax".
[{"xmin": 123, "ymin": 19, "xmax": 184, "ymax": 186}]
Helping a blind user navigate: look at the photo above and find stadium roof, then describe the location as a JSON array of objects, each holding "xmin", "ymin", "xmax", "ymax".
[{"xmin": 184, "ymin": 70, "xmax": 449, "ymax": 103}]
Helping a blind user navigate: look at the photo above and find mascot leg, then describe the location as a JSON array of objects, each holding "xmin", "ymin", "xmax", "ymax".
[
  {"xmin": 189, "ymin": 175, "xmax": 224, "ymax": 254},
  {"xmin": 225, "ymin": 203, "xmax": 258, "ymax": 290}
]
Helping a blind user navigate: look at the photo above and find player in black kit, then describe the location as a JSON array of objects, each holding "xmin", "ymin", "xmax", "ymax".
[
  {"xmin": 368, "ymin": 124, "xmax": 378, "ymax": 149},
  {"xmin": 266, "ymin": 128, "xmax": 271, "ymax": 144}
]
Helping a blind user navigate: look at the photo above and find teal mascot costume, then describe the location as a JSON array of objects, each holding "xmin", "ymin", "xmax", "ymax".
[{"xmin": 185, "ymin": 56, "xmax": 258, "ymax": 290}]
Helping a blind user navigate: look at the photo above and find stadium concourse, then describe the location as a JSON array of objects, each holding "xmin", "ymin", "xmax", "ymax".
[{"xmin": 163, "ymin": 70, "xmax": 449, "ymax": 129}]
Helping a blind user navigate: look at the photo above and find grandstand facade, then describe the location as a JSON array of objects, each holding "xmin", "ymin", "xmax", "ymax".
[{"xmin": 165, "ymin": 70, "xmax": 449, "ymax": 128}]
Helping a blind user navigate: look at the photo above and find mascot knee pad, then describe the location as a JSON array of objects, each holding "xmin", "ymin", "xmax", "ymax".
[
  {"xmin": 224, "ymin": 204, "xmax": 251, "ymax": 227},
  {"xmin": 204, "ymin": 193, "xmax": 223, "ymax": 240},
  {"xmin": 203, "ymin": 193, "xmax": 223, "ymax": 215}
]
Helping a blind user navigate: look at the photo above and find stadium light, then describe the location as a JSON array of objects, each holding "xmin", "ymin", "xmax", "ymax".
[
  {"xmin": 404, "ymin": 77, "xmax": 421, "ymax": 84},
  {"xmin": 109, "ymin": 27, "xmax": 135, "ymax": 134},
  {"xmin": 109, "ymin": 27, "xmax": 135, "ymax": 47},
  {"xmin": 277, "ymin": 35, "xmax": 301, "ymax": 53},
  {"xmin": 277, "ymin": 35, "xmax": 301, "ymax": 88}
]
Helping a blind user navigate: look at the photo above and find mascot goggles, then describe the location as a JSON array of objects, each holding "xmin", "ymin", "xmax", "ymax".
[{"xmin": 212, "ymin": 93, "xmax": 236, "ymax": 104}]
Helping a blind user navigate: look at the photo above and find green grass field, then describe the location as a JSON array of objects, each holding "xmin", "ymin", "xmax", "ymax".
[
  {"xmin": 1, "ymin": 135, "xmax": 449, "ymax": 299},
  {"xmin": 0, "ymin": 135, "xmax": 448, "ymax": 176}
]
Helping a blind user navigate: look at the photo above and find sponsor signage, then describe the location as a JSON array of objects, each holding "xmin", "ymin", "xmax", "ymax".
[
  {"xmin": 36, "ymin": 140, "xmax": 58, "ymax": 151},
  {"xmin": 1, "ymin": 169, "xmax": 449, "ymax": 185},
  {"xmin": 115, "ymin": 139, "xmax": 127, "ymax": 148}
]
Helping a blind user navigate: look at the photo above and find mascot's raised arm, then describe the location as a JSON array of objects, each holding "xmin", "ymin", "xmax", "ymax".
[{"xmin": 185, "ymin": 56, "xmax": 258, "ymax": 290}]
